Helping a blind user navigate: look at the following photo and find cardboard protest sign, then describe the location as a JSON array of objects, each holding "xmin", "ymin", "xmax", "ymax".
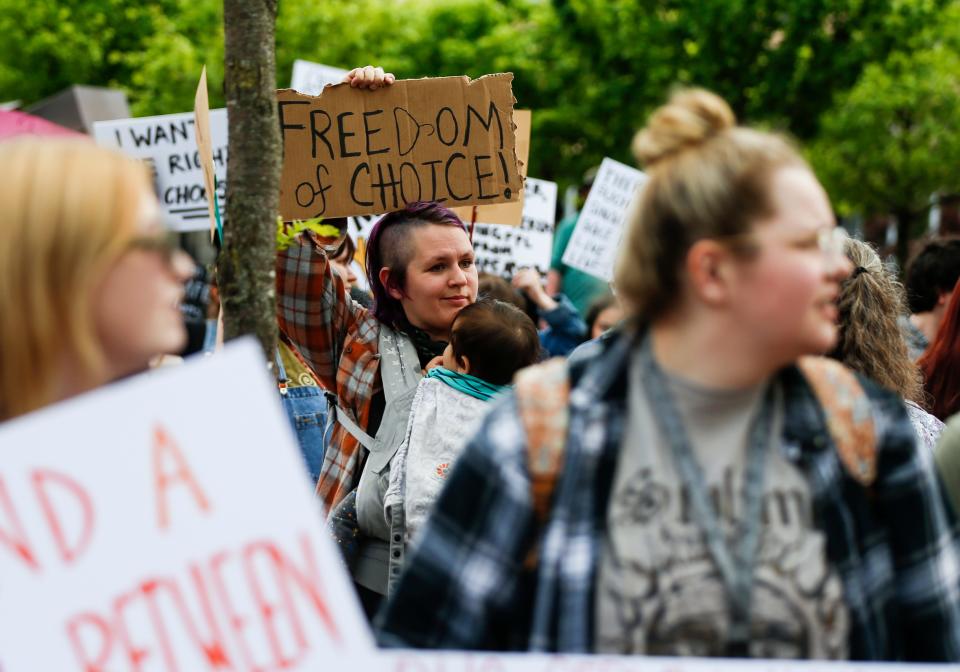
[
  {"xmin": 562, "ymin": 157, "xmax": 647, "ymax": 282},
  {"xmin": 472, "ymin": 177, "xmax": 557, "ymax": 278},
  {"xmin": 193, "ymin": 66, "xmax": 222, "ymax": 242},
  {"xmin": 93, "ymin": 110, "xmax": 228, "ymax": 232},
  {"xmin": 290, "ymin": 59, "xmax": 349, "ymax": 96},
  {"xmin": 452, "ymin": 108, "xmax": 531, "ymax": 227},
  {"xmin": 277, "ymin": 74, "xmax": 523, "ymax": 220},
  {"xmin": 0, "ymin": 339, "xmax": 373, "ymax": 670}
]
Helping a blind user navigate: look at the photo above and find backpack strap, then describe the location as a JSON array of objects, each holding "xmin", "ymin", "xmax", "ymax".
[
  {"xmin": 516, "ymin": 354, "xmax": 879, "ymax": 568},
  {"xmin": 515, "ymin": 359, "xmax": 571, "ymax": 568},
  {"xmin": 796, "ymin": 356, "xmax": 878, "ymax": 487}
]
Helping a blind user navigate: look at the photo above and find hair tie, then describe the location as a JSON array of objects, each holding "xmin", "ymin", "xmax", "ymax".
[{"xmin": 852, "ymin": 266, "xmax": 868, "ymax": 279}]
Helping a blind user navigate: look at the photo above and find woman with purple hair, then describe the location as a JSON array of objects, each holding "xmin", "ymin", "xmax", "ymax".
[{"xmin": 275, "ymin": 60, "xmax": 479, "ymax": 616}]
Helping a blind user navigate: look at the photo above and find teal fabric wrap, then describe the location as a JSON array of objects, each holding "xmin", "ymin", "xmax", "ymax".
[{"xmin": 426, "ymin": 367, "xmax": 509, "ymax": 402}]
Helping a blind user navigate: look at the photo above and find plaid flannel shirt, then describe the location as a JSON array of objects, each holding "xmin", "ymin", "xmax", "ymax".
[
  {"xmin": 378, "ymin": 331, "xmax": 960, "ymax": 660},
  {"xmin": 276, "ymin": 233, "xmax": 383, "ymax": 510}
]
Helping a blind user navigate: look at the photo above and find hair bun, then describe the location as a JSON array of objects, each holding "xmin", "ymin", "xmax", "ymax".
[{"xmin": 632, "ymin": 88, "xmax": 736, "ymax": 167}]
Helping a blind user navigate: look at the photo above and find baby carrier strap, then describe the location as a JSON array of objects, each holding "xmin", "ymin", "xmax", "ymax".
[{"xmin": 328, "ymin": 325, "xmax": 422, "ymax": 466}]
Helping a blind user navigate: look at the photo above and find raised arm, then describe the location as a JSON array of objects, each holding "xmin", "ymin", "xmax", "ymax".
[
  {"xmin": 514, "ymin": 268, "xmax": 587, "ymax": 355},
  {"xmin": 277, "ymin": 66, "xmax": 395, "ymax": 386},
  {"xmin": 276, "ymin": 232, "xmax": 363, "ymax": 390}
]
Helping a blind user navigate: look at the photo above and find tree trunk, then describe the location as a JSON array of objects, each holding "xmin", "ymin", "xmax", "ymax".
[{"xmin": 220, "ymin": 0, "xmax": 281, "ymax": 364}]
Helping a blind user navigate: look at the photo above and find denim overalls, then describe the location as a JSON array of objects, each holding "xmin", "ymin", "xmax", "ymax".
[{"xmin": 276, "ymin": 342, "xmax": 332, "ymax": 483}]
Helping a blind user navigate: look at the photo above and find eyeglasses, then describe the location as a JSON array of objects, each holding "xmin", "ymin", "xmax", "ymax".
[
  {"xmin": 126, "ymin": 230, "xmax": 182, "ymax": 266},
  {"xmin": 717, "ymin": 225, "xmax": 848, "ymax": 259}
]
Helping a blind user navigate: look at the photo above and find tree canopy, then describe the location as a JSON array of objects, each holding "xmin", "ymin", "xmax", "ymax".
[{"xmin": 3, "ymin": 0, "xmax": 959, "ymax": 249}]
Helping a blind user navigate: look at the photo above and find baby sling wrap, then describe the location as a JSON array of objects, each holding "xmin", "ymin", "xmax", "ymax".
[{"xmin": 328, "ymin": 326, "xmax": 422, "ymax": 595}]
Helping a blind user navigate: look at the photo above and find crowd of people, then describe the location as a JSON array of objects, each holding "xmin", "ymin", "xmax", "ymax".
[{"xmin": 3, "ymin": 64, "xmax": 960, "ymax": 662}]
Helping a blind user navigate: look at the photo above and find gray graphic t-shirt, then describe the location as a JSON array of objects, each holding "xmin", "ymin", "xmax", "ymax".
[{"xmin": 595, "ymin": 355, "xmax": 849, "ymax": 658}]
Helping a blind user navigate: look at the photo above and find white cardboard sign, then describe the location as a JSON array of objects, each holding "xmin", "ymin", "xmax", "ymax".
[
  {"xmin": 93, "ymin": 109, "xmax": 228, "ymax": 232},
  {"xmin": 349, "ymin": 213, "xmax": 380, "ymax": 242},
  {"xmin": 332, "ymin": 651, "xmax": 948, "ymax": 671},
  {"xmin": 472, "ymin": 177, "xmax": 558, "ymax": 278},
  {"xmin": 290, "ymin": 60, "xmax": 349, "ymax": 96},
  {"xmin": 562, "ymin": 157, "xmax": 647, "ymax": 282},
  {"xmin": 0, "ymin": 340, "xmax": 373, "ymax": 670}
]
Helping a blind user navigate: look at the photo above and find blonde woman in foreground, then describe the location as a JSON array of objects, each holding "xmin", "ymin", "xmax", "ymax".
[
  {"xmin": 0, "ymin": 138, "xmax": 193, "ymax": 422},
  {"xmin": 378, "ymin": 89, "xmax": 960, "ymax": 660}
]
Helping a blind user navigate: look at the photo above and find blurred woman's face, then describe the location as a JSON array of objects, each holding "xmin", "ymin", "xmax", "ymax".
[
  {"xmin": 591, "ymin": 304, "xmax": 624, "ymax": 340},
  {"xmin": 329, "ymin": 253, "xmax": 358, "ymax": 291},
  {"xmin": 383, "ymin": 224, "xmax": 478, "ymax": 341},
  {"xmin": 726, "ymin": 167, "xmax": 852, "ymax": 362},
  {"xmin": 92, "ymin": 191, "xmax": 192, "ymax": 378}
]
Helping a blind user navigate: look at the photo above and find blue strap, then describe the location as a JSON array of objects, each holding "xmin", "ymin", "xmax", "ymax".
[
  {"xmin": 636, "ymin": 333, "xmax": 777, "ymax": 656},
  {"xmin": 275, "ymin": 346, "xmax": 289, "ymax": 389}
]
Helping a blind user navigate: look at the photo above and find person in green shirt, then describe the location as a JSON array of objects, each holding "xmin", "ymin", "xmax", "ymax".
[{"xmin": 936, "ymin": 413, "xmax": 960, "ymax": 515}]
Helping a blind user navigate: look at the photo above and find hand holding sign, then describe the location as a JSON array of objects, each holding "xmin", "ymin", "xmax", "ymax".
[{"xmin": 343, "ymin": 65, "xmax": 396, "ymax": 90}]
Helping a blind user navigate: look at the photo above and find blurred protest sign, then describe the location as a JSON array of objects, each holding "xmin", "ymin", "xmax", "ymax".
[
  {"xmin": 277, "ymin": 74, "xmax": 523, "ymax": 220},
  {"xmin": 347, "ymin": 175, "xmax": 555, "ymax": 279},
  {"xmin": 319, "ymin": 650, "xmax": 941, "ymax": 671},
  {"xmin": 94, "ymin": 110, "xmax": 228, "ymax": 232},
  {"xmin": 290, "ymin": 60, "xmax": 349, "ymax": 96},
  {"xmin": 349, "ymin": 214, "xmax": 379, "ymax": 241},
  {"xmin": 0, "ymin": 340, "xmax": 373, "ymax": 670},
  {"xmin": 473, "ymin": 177, "xmax": 557, "ymax": 277},
  {"xmin": 453, "ymin": 109, "xmax": 531, "ymax": 227},
  {"xmin": 26, "ymin": 85, "xmax": 130, "ymax": 134},
  {"xmin": 562, "ymin": 157, "xmax": 647, "ymax": 282}
]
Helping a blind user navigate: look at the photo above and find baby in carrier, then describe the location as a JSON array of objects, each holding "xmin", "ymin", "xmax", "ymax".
[
  {"xmin": 384, "ymin": 299, "xmax": 541, "ymax": 551},
  {"xmin": 330, "ymin": 298, "xmax": 540, "ymax": 599}
]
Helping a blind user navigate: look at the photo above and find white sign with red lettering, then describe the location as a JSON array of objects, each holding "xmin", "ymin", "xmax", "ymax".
[{"xmin": 0, "ymin": 339, "xmax": 373, "ymax": 670}]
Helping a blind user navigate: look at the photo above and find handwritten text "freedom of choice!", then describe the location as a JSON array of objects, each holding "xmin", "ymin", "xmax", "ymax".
[{"xmin": 277, "ymin": 74, "xmax": 524, "ymax": 220}]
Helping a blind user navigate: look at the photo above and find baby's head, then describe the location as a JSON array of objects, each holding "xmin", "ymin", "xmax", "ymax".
[{"xmin": 443, "ymin": 299, "xmax": 540, "ymax": 385}]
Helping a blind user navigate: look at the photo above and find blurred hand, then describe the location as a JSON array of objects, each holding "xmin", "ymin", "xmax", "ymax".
[
  {"xmin": 512, "ymin": 267, "xmax": 556, "ymax": 312},
  {"xmin": 512, "ymin": 268, "xmax": 543, "ymax": 296},
  {"xmin": 343, "ymin": 66, "xmax": 396, "ymax": 90}
]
